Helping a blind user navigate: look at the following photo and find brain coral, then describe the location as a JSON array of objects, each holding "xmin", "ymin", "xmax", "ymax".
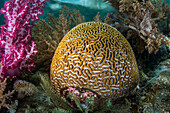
[{"xmin": 50, "ymin": 22, "xmax": 139, "ymax": 98}]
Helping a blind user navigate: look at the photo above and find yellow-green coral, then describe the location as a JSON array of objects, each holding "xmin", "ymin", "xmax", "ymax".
[{"xmin": 50, "ymin": 22, "xmax": 139, "ymax": 98}]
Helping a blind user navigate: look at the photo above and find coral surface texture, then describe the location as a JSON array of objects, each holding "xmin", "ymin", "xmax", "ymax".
[{"xmin": 50, "ymin": 22, "xmax": 139, "ymax": 99}]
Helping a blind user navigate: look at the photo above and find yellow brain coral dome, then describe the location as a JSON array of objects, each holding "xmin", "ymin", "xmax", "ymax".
[{"xmin": 50, "ymin": 22, "xmax": 139, "ymax": 98}]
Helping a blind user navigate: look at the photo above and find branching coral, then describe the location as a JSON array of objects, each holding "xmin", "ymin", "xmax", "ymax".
[
  {"xmin": 105, "ymin": 0, "xmax": 169, "ymax": 54},
  {"xmin": 0, "ymin": 74, "xmax": 14, "ymax": 110},
  {"xmin": 32, "ymin": 6, "xmax": 84, "ymax": 70},
  {"xmin": 93, "ymin": 12, "xmax": 114, "ymax": 25}
]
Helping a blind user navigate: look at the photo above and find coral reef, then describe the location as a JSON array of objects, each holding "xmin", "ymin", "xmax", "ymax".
[
  {"xmin": 40, "ymin": 72, "xmax": 132, "ymax": 112},
  {"xmin": 104, "ymin": 0, "xmax": 170, "ymax": 54},
  {"xmin": 13, "ymin": 80, "xmax": 38, "ymax": 99},
  {"xmin": 0, "ymin": 0, "xmax": 169, "ymax": 112},
  {"xmin": 50, "ymin": 22, "xmax": 139, "ymax": 110},
  {"xmin": 32, "ymin": 6, "xmax": 84, "ymax": 70},
  {"xmin": 13, "ymin": 60, "xmax": 169, "ymax": 113},
  {"xmin": 0, "ymin": 0, "xmax": 47, "ymax": 111},
  {"xmin": 138, "ymin": 71, "xmax": 170, "ymax": 113},
  {"xmin": 129, "ymin": 58, "xmax": 170, "ymax": 113}
]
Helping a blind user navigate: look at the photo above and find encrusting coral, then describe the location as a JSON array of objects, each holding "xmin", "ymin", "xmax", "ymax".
[
  {"xmin": 50, "ymin": 22, "xmax": 139, "ymax": 110},
  {"xmin": 32, "ymin": 6, "xmax": 84, "ymax": 70},
  {"xmin": 104, "ymin": 0, "xmax": 170, "ymax": 54}
]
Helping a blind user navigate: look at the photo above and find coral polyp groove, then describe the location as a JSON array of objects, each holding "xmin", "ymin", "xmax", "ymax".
[{"xmin": 51, "ymin": 22, "xmax": 139, "ymax": 98}]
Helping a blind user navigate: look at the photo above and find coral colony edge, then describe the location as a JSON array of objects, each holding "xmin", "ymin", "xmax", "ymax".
[{"xmin": 0, "ymin": 0, "xmax": 170, "ymax": 112}]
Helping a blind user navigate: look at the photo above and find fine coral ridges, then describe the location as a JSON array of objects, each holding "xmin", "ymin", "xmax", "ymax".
[{"xmin": 51, "ymin": 22, "xmax": 139, "ymax": 99}]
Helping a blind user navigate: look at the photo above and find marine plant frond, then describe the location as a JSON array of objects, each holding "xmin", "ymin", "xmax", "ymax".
[
  {"xmin": 67, "ymin": 94, "xmax": 84, "ymax": 112},
  {"xmin": 39, "ymin": 72, "xmax": 76, "ymax": 112}
]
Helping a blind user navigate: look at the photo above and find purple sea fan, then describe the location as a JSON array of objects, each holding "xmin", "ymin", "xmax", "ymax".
[{"xmin": 0, "ymin": 0, "xmax": 48, "ymax": 78}]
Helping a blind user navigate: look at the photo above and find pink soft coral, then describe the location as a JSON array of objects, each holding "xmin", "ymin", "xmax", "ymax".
[{"xmin": 0, "ymin": 0, "xmax": 48, "ymax": 78}]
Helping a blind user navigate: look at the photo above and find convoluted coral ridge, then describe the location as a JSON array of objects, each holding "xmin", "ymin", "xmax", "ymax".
[{"xmin": 51, "ymin": 22, "xmax": 139, "ymax": 98}]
